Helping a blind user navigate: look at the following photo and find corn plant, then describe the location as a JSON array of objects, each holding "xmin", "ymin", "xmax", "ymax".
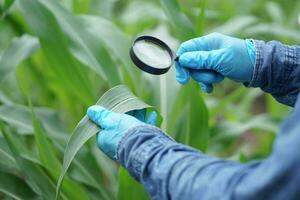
[{"xmin": 0, "ymin": 0, "xmax": 299, "ymax": 199}]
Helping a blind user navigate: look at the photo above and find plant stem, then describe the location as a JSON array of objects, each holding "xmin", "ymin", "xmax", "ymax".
[
  {"xmin": 160, "ymin": 74, "xmax": 167, "ymax": 131},
  {"xmin": 196, "ymin": 0, "xmax": 206, "ymax": 35}
]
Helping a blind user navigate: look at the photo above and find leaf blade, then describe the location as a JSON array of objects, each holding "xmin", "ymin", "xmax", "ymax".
[
  {"xmin": 56, "ymin": 85, "xmax": 162, "ymax": 199},
  {"xmin": 1, "ymin": 126, "xmax": 57, "ymax": 199},
  {"xmin": 0, "ymin": 35, "xmax": 39, "ymax": 83},
  {"xmin": 160, "ymin": 0, "xmax": 195, "ymax": 40},
  {"xmin": 0, "ymin": 171, "xmax": 37, "ymax": 200}
]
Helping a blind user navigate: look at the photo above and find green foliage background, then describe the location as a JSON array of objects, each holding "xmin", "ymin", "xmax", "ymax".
[{"xmin": 0, "ymin": 0, "xmax": 299, "ymax": 199}]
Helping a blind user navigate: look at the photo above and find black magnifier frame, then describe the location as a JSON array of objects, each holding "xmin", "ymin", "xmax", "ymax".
[{"xmin": 130, "ymin": 35, "xmax": 178, "ymax": 75}]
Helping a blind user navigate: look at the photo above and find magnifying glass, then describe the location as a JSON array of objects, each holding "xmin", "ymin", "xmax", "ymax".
[{"xmin": 130, "ymin": 35, "xmax": 178, "ymax": 75}]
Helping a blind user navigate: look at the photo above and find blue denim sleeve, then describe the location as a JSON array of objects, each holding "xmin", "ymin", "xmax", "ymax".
[
  {"xmin": 248, "ymin": 40, "xmax": 300, "ymax": 106},
  {"xmin": 117, "ymin": 95, "xmax": 300, "ymax": 200}
]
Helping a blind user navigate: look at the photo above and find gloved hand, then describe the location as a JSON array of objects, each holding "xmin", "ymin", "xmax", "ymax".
[
  {"xmin": 176, "ymin": 32, "xmax": 256, "ymax": 93},
  {"xmin": 87, "ymin": 105, "xmax": 157, "ymax": 160}
]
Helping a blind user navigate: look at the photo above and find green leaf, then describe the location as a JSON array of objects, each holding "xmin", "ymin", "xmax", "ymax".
[
  {"xmin": 0, "ymin": 91, "xmax": 13, "ymax": 105},
  {"xmin": 195, "ymin": 0, "xmax": 206, "ymax": 35},
  {"xmin": 29, "ymin": 0, "xmax": 122, "ymax": 86},
  {"xmin": 168, "ymin": 83, "xmax": 209, "ymax": 152},
  {"xmin": 0, "ymin": 0, "xmax": 14, "ymax": 17},
  {"xmin": 56, "ymin": 85, "xmax": 162, "ymax": 199},
  {"xmin": 265, "ymin": 2, "xmax": 284, "ymax": 24},
  {"xmin": 160, "ymin": 0, "xmax": 195, "ymax": 40},
  {"xmin": 0, "ymin": 146, "xmax": 18, "ymax": 174},
  {"xmin": 0, "ymin": 104, "xmax": 68, "ymax": 142},
  {"xmin": 0, "ymin": 105, "xmax": 103, "ymax": 198},
  {"xmin": 211, "ymin": 15, "xmax": 257, "ymax": 35},
  {"xmin": 211, "ymin": 114, "xmax": 278, "ymax": 141},
  {"xmin": 29, "ymin": 98, "xmax": 62, "ymax": 174},
  {"xmin": 0, "ymin": 35, "xmax": 39, "ymax": 83},
  {"xmin": 90, "ymin": 146, "xmax": 118, "ymax": 191},
  {"xmin": 187, "ymin": 83, "xmax": 209, "ymax": 151},
  {"xmin": 118, "ymin": 167, "xmax": 150, "ymax": 200},
  {"xmin": 3, "ymin": 0, "xmax": 14, "ymax": 10},
  {"xmin": 78, "ymin": 15, "xmax": 140, "ymax": 88},
  {"xmin": 266, "ymin": 94, "xmax": 290, "ymax": 120},
  {"xmin": 30, "ymin": 99, "xmax": 92, "ymax": 200},
  {"xmin": 0, "ymin": 171, "xmax": 37, "ymax": 200},
  {"xmin": 244, "ymin": 23, "xmax": 300, "ymax": 42},
  {"xmin": 1, "ymin": 126, "xmax": 57, "ymax": 199},
  {"xmin": 18, "ymin": 0, "xmax": 96, "ymax": 105}
]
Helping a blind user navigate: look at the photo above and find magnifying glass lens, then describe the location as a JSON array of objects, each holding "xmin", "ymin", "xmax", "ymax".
[
  {"xmin": 133, "ymin": 39, "xmax": 172, "ymax": 69},
  {"xmin": 130, "ymin": 36, "xmax": 175, "ymax": 75}
]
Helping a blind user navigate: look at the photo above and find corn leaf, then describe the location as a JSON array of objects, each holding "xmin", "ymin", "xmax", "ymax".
[
  {"xmin": 0, "ymin": 35, "xmax": 39, "ymax": 83},
  {"xmin": 160, "ymin": 0, "xmax": 195, "ymax": 40},
  {"xmin": 1, "ymin": 104, "xmax": 99, "ymax": 199},
  {"xmin": 188, "ymin": 83, "xmax": 209, "ymax": 151},
  {"xmin": 118, "ymin": 168, "xmax": 150, "ymax": 200},
  {"xmin": 211, "ymin": 114, "xmax": 278, "ymax": 141},
  {"xmin": 0, "ymin": 0, "xmax": 14, "ymax": 16},
  {"xmin": 29, "ymin": 100, "xmax": 91, "ymax": 200},
  {"xmin": 211, "ymin": 15, "xmax": 257, "ymax": 35},
  {"xmin": 0, "ymin": 91, "xmax": 13, "ymax": 105},
  {"xmin": 168, "ymin": 83, "xmax": 209, "ymax": 152},
  {"xmin": 90, "ymin": 146, "xmax": 118, "ymax": 191},
  {"xmin": 157, "ymin": 0, "xmax": 210, "ymax": 151},
  {"xmin": 0, "ymin": 147, "xmax": 18, "ymax": 174},
  {"xmin": 0, "ymin": 105, "xmax": 67, "ymax": 142},
  {"xmin": 78, "ymin": 15, "xmax": 140, "ymax": 84},
  {"xmin": 29, "ymin": 100, "xmax": 62, "ymax": 174},
  {"xmin": 18, "ymin": 0, "xmax": 96, "ymax": 105},
  {"xmin": 1, "ymin": 126, "xmax": 57, "ymax": 199},
  {"xmin": 0, "ymin": 104, "xmax": 105, "ymax": 196},
  {"xmin": 3, "ymin": 0, "xmax": 14, "ymax": 10},
  {"xmin": 244, "ymin": 23, "xmax": 300, "ymax": 42},
  {"xmin": 21, "ymin": 0, "xmax": 121, "ymax": 86},
  {"xmin": 0, "ymin": 171, "xmax": 37, "ymax": 200},
  {"xmin": 56, "ymin": 85, "xmax": 162, "ymax": 199}
]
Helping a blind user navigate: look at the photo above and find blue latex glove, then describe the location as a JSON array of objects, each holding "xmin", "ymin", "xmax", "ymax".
[
  {"xmin": 176, "ymin": 32, "xmax": 256, "ymax": 93},
  {"xmin": 87, "ymin": 105, "xmax": 157, "ymax": 160}
]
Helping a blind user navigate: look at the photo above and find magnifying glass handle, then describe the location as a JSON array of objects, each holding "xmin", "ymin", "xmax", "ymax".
[{"xmin": 171, "ymin": 49, "xmax": 179, "ymax": 62}]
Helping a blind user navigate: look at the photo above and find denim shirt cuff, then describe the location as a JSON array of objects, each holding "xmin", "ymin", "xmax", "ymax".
[
  {"xmin": 116, "ymin": 125, "xmax": 174, "ymax": 181},
  {"xmin": 245, "ymin": 40, "xmax": 264, "ymax": 87},
  {"xmin": 245, "ymin": 40, "xmax": 298, "ymax": 89}
]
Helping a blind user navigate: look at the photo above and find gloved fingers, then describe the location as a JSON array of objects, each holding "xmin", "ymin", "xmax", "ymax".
[
  {"xmin": 178, "ymin": 48, "xmax": 227, "ymax": 71},
  {"xmin": 126, "ymin": 109, "xmax": 145, "ymax": 122},
  {"xmin": 177, "ymin": 37, "xmax": 209, "ymax": 56},
  {"xmin": 126, "ymin": 109, "xmax": 157, "ymax": 125},
  {"xmin": 145, "ymin": 111, "xmax": 157, "ymax": 126},
  {"xmin": 87, "ymin": 105, "xmax": 120, "ymax": 129},
  {"xmin": 190, "ymin": 69, "xmax": 224, "ymax": 85},
  {"xmin": 175, "ymin": 61, "xmax": 190, "ymax": 84},
  {"xmin": 199, "ymin": 82, "xmax": 213, "ymax": 93}
]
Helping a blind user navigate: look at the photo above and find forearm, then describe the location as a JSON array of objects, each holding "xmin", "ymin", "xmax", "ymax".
[
  {"xmin": 117, "ymin": 126, "xmax": 249, "ymax": 200},
  {"xmin": 117, "ymin": 102, "xmax": 300, "ymax": 200},
  {"xmin": 248, "ymin": 40, "xmax": 300, "ymax": 106}
]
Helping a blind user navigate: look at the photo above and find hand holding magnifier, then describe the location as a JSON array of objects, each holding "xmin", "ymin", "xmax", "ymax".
[{"xmin": 130, "ymin": 35, "xmax": 178, "ymax": 75}]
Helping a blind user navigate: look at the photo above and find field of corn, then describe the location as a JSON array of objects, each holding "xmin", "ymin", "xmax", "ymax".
[{"xmin": 0, "ymin": 0, "xmax": 299, "ymax": 199}]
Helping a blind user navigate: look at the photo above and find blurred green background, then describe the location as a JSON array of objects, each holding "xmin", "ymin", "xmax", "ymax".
[{"xmin": 0, "ymin": 0, "xmax": 299, "ymax": 199}]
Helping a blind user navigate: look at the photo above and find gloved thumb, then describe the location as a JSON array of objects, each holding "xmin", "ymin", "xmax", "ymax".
[
  {"xmin": 175, "ymin": 62, "xmax": 190, "ymax": 84},
  {"xmin": 87, "ymin": 105, "xmax": 119, "ymax": 129},
  {"xmin": 145, "ymin": 111, "xmax": 157, "ymax": 126}
]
